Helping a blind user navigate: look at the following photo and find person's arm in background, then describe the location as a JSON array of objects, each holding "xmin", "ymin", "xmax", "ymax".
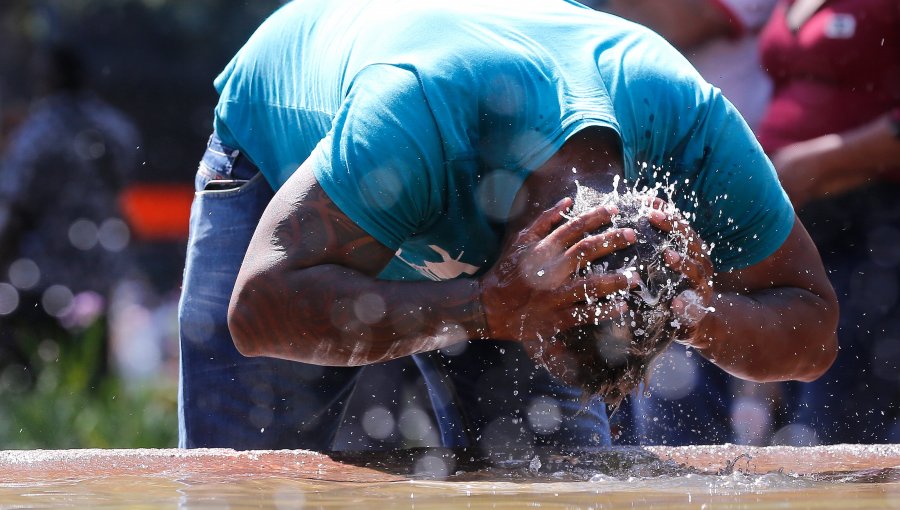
[
  {"xmin": 591, "ymin": 0, "xmax": 735, "ymax": 50},
  {"xmin": 772, "ymin": 110, "xmax": 900, "ymax": 208}
]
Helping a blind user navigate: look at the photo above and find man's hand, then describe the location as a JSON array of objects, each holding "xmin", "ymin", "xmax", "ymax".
[
  {"xmin": 645, "ymin": 200, "xmax": 715, "ymax": 347},
  {"xmin": 478, "ymin": 197, "xmax": 637, "ymax": 358}
]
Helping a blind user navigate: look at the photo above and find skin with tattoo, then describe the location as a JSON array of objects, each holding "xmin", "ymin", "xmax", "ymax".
[
  {"xmin": 228, "ymin": 134, "xmax": 635, "ymax": 368},
  {"xmin": 229, "ymin": 127, "xmax": 838, "ymax": 383}
]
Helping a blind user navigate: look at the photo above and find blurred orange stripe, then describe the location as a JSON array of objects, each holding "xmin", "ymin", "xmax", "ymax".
[{"xmin": 119, "ymin": 184, "xmax": 194, "ymax": 241}]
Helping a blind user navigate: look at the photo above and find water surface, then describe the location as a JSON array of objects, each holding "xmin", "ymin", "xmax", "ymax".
[{"xmin": 1, "ymin": 445, "xmax": 897, "ymax": 509}]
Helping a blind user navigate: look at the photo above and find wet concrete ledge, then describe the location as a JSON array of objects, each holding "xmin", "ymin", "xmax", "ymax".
[{"xmin": 0, "ymin": 445, "xmax": 898, "ymax": 483}]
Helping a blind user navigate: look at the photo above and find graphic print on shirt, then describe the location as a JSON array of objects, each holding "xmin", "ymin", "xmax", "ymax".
[
  {"xmin": 824, "ymin": 13, "xmax": 856, "ymax": 39},
  {"xmin": 395, "ymin": 245, "xmax": 480, "ymax": 281}
]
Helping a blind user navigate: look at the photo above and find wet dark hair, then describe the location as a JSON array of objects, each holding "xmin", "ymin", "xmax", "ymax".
[{"xmin": 552, "ymin": 186, "xmax": 690, "ymax": 409}]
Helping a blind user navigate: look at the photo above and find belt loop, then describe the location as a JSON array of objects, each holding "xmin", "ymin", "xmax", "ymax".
[{"xmin": 209, "ymin": 131, "xmax": 258, "ymax": 180}]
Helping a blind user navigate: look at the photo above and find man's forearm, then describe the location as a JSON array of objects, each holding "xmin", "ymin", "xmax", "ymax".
[
  {"xmin": 228, "ymin": 264, "xmax": 486, "ymax": 366},
  {"xmin": 692, "ymin": 287, "xmax": 838, "ymax": 382}
]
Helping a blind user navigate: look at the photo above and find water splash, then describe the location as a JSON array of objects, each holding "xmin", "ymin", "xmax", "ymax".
[{"xmin": 548, "ymin": 173, "xmax": 704, "ymax": 406}]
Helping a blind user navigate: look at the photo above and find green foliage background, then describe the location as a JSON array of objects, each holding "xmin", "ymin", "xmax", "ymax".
[{"xmin": 0, "ymin": 321, "xmax": 178, "ymax": 449}]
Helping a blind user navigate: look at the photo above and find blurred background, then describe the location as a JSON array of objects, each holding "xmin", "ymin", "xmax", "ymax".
[{"xmin": 0, "ymin": 0, "xmax": 287, "ymax": 448}]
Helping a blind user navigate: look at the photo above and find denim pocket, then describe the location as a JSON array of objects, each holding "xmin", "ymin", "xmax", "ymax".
[
  {"xmin": 194, "ymin": 134, "xmax": 256, "ymax": 192},
  {"xmin": 195, "ymin": 161, "xmax": 226, "ymax": 192},
  {"xmin": 195, "ymin": 172, "xmax": 265, "ymax": 198}
]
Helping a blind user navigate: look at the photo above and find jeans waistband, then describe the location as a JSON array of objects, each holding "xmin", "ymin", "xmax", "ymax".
[{"xmin": 205, "ymin": 133, "xmax": 259, "ymax": 181}]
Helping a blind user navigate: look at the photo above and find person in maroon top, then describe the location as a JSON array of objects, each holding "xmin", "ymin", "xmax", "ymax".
[{"xmin": 757, "ymin": 0, "xmax": 900, "ymax": 444}]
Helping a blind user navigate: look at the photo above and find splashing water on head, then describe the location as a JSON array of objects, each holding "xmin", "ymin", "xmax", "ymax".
[{"xmin": 552, "ymin": 174, "xmax": 695, "ymax": 409}]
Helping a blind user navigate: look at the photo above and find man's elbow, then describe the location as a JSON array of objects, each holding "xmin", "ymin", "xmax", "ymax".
[
  {"xmin": 793, "ymin": 332, "xmax": 837, "ymax": 382},
  {"xmin": 227, "ymin": 273, "xmax": 269, "ymax": 358},
  {"xmin": 797, "ymin": 292, "xmax": 840, "ymax": 382}
]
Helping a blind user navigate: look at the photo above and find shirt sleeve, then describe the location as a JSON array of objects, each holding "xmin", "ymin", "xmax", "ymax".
[
  {"xmin": 685, "ymin": 90, "xmax": 795, "ymax": 272},
  {"xmin": 309, "ymin": 64, "xmax": 445, "ymax": 251},
  {"xmin": 613, "ymin": 34, "xmax": 794, "ymax": 272}
]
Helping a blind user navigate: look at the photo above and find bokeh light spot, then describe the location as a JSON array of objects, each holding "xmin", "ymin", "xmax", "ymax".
[
  {"xmin": 0, "ymin": 283, "xmax": 20, "ymax": 315},
  {"xmin": 354, "ymin": 293, "xmax": 387, "ymax": 325},
  {"xmin": 413, "ymin": 453, "xmax": 451, "ymax": 479},
  {"xmin": 398, "ymin": 406, "xmax": 437, "ymax": 444},
  {"xmin": 439, "ymin": 340, "xmax": 468, "ymax": 357},
  {"xmin": 98, "ymin": 218, "xmax": 131, "ymax": 252},
  {"xmin": 8, "ymin": 258, "xmax": 40, "ymax": 290},
  {"xmin": 41, "ymin": 285, "xmax": 74, "ymax": 318},
  {"xmin": 772, "ymin": 423, "xmax": 820, "ymax": 446},
  {"xmin": 359, "ymin": 165, "xmax": 404, "ymax": 212},
  {"xmin": 362, "ymin": 405, "xmax": 395, "ymax": 440},
  {"xmin": 526, "ymin": 396, "xmax": 562, "ymax": 435},
  {"xmin": 730, "ymin": 396, "xmax": 773, "ymax": 446},
  {"xmin": 68, "ymin": 218, "xmax": 99, "ymax": 250},
  {"xmin": 647, "ymin": 347, "xmax": 698, "ymax": 401},
  {"xmin": 476, "ymin": 170, "xmax": 526, "ymax": 222}
]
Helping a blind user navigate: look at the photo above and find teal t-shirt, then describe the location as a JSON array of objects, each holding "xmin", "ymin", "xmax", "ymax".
[{"xmin": 213, "ymin": 0, "xmax": 794, "ymax": 279}]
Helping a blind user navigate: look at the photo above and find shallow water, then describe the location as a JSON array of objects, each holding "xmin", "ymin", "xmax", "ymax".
[
  {"xmin": 0, "ymin": 446, "xmax": 898, "ymax": 509},
  {"xmin": 2, "ymin": 472, "xmax": 899, "ymax": 509}
]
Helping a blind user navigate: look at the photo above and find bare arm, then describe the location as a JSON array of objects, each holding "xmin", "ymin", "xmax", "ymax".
[
  {"xmin": 654, "ymin": 212, "xmax": 839, "ymax": 382},
  {"xmin": 601, "ymin": 0, "xmax": 733, "ymax": 50},
  {"xmin": 228, "ymin": 161, "xmax": 634, "ymax": 367},
  {"xmin": 773, "ymin": 113, "xmax": 900, "ymax": 207},
  {"xmin": 228, "ymin": 168, "xmax": 479, "ymax": 366}
]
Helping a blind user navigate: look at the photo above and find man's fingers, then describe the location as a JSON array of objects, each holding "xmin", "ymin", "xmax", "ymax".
[
  {"xmin": 542, "ymin": 204, "xmax": 619, "ymax": 250},
  {"xmin": 524, "ymin": 197, "xmax": 574, "ymax": 240},
  {"xmin": 640, "ymin": 195, "xmax": 669, "ymax": 212},
  {"xmin": 564, "ymin": 227, "xmax": 636, "ymax": 272},
  {"xmin": 664, "ymin": 249, "xmax": 711, "ymax": 290},
  {"xmin": 673, "ymin": 289, "xmax": 714, "ymax": 321},
  {"xmin": 648, "ymin": 208, "xmax": 713, "ymax": 287},
  {"xmin": 646, "ymin": 208, "xmax": 678, "ymax": 233},
  {"xmin": 647, "ymin": 209, "xmax": 709, "ymax": 258},
  {"xmin": 558, "ymin": 272, "xmax": 630, "ymax": 305}
]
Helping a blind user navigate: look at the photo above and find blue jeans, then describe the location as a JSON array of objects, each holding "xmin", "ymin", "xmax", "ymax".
[
  {"xmin": 178, "ymin": 135, "xmax": 363, "ymax": 449},
  {"xmin": 611, "ymin": 354, "xmax": 734, "ymax": 446},
  {"xmin": 178, "ymin": 133, "xmax": 610, "ymax": 450}
]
